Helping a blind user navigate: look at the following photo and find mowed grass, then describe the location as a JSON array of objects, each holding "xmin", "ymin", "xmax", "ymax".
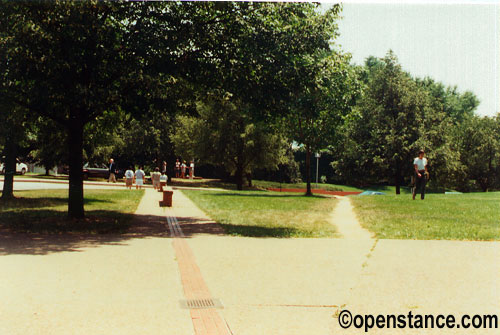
[
  {"xmin": 351, "ymin": 192, "xmax": 500, "ymax": 240},
  {"xmin": 182, "ymin": 190, "xmax": 338, "ymax": 238},
  {"xmin": 0, "ymin": 189, "xmax": 144, "ymax": 233},
  {"xmin": 252, "ymin": 180, "xmax": 363, "ymax": 192}
]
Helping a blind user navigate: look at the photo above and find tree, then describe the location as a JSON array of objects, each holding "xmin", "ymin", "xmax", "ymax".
[
  {"xmin": 0, "ymin": 104, "xmax": 30, "ymax": 199},
  {"xmin": 30, "ymin": 118, "xmax": 67, "ymax": 175},
  {"xmin": 1, "ymin": 1, "xmax": 188, "ymax": 217},
  {"xmin": 284, "ymin": 50, "xmax": 360, "ymax": 195},
  {"xmin": 333, "ymin": 52, "xmax": 433, "ymax": 193},
  {"xmin": 172, "ymin": 92, "xmax": 287, "ymax": 190},
  {"xmin": 332, "ymin": 51, "xmax": 481, "ymax": 193},
  {"xmin": 454, "ymin": 115, "xmax": 500, "ymax": 192}
]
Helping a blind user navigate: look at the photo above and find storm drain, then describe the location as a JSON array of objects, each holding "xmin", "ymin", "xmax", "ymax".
[{"xmin": 180, "ymin": 298, "xmax": 224, "ymax": 309}]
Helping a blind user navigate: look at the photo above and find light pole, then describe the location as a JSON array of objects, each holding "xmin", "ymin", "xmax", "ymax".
[{"xmin": 315, "ymin": 152, "xmax": 321, "ymax": 189}]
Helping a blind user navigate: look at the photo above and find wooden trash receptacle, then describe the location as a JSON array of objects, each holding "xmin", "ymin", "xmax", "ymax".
[
  {"xmin": 159, "ymin": 181, "xmax": 167, "ymax": 192},
  {"xmin": 159, "ymin": 187, "xmax": 173, "ymax": 207}
]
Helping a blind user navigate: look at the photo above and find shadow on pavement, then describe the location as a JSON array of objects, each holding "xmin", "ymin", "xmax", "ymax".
[
  {"xmin": 0, "ymin": 213, "xmax": 169, "ymax": 256},
  {"xmin": 0, "ymin": 213, "xmax": 231, "ymax": 256}
]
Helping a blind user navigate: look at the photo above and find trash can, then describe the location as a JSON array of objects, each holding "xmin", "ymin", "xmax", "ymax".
[{"xmin": 159, "ymin": 188, "xmax": 173, "ymax": 207}]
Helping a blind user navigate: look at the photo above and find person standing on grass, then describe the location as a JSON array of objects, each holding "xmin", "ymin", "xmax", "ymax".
[
  {"xmin": 175, "ymin": 158, "xmax": 181, "ymax": 178},
  {"xmin": 189, "ymin": 160, "xmax": 195, "ymax": 179},
  {"xmin": 108, "ymin": 158, "xmax": 117, "ymax": 183},
  {"xmin": 181, "ymin": 160, "xmax": 186, "ymax": 179},
  {"xmin": 413, "ymin": 150, "xmax": 429, "ymax": 200},
  {"xmin": 135, "ymin": 166, "xmax": 145, "ymax": 190},
  {"xmin": 124, "ymin": 166, "xmax": 134, "ymax": 190}
]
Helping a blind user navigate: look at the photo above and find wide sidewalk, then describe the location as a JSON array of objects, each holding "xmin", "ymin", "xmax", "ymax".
[{"xmin": 0, "ymin": 188, "xmax": 498, "ymax": 334}]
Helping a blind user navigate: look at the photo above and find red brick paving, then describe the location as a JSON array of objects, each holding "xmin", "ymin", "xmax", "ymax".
[{"xmin": 167, "ymin": 208, "xmax": 232, "ymax": 335}]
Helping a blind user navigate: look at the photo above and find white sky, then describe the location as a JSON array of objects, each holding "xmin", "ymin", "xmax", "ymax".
[{"xmin": 326, "ymin": 1, "xmax": 499, "ymax": 116}]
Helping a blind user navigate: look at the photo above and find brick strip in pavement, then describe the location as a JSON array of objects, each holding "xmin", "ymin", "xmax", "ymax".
[{"xmin": 166, "ymin": 207, "xmax": 232, "ymax": 335}]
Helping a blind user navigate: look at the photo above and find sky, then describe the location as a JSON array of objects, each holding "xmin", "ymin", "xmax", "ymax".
[{"xmin": 325, "ymin": 1, "xmax": 499, "ymax": 116}]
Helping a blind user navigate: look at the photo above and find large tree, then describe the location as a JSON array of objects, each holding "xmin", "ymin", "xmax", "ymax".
[
  {"xmin": 332, "ymin": 52, "xmax": 481, "ymax": 192},
  {"xmin": 172, "ymin": 92, "xmax": 287, "ymax": 190},
  {"xmin": 284, "ymin": 51, "xmax": 359, "ymax": 195},
  {"xmin": 1, "ymin": 1, "xmax": 190, "ymax": 217},
  {"xmin": 453, "ymin": 115, "xmax": 500, "ymax": 192},
  {"xmin": 333, "ymin": 52, "xmax": 432, "ymax": 193}
]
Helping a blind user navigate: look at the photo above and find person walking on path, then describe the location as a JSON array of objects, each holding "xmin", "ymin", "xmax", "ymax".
[
  {"xmin": 135, "ymin": 166, "xmax": 145, "ymax": 190},
  {"xmin": 413, "ymin": 150, "xmax": 429, "ymax": 200},
  {"xmin": 181, "ymin": 160, "xmax": 187, "ymax": 179},
  {"xmin": 189, "ymin": 160, "xmax": 195, "ymax": 179},
  {"xmin": 151, "ymin": 167, "xmax": 161, "ymax": 190},
  {"xmin": 175, "ymin": 159, "xmax": 181, "ymax": 178},
  {"xmin": 108, "ymin": 158, "xmax": 117, "ymax": 183},
  {"xmin": 124, "ymin": 167, "xmax": 134, "ymax": 189}
]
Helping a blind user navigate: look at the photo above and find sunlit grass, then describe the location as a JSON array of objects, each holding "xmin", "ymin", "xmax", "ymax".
[
  {"xmin": 351, "ymin": 192, "xmax": 500, "ymax": 240},
  {"xmin": 182, "ymin": 189, "xmax": 338, "ymax": 238}
]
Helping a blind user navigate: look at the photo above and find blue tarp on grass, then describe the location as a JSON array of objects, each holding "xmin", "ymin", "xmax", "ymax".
[{"xmin": 358, "ymin": 190, "xmax": 385, "ymax": 196}]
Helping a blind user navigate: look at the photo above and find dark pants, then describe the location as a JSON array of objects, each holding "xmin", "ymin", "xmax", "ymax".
[{"xmin": 413, "ymin": 170, "xmax": 426, "ymax": 199}]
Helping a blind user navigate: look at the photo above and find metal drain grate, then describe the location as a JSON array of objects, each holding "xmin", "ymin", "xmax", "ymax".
[{"xmin": 180, "ymin": 298, "xmax": 224, "ymax": 309}]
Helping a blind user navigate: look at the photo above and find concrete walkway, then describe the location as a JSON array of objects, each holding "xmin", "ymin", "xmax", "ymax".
[{"xmin": 0, "ymin": 188, "xmax": 499, "ymax": 334}]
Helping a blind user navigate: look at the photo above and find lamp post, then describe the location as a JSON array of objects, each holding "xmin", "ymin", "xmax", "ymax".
[{"xmin": 315, "ymin": 152, "xmax": 321, "ymax": 189}]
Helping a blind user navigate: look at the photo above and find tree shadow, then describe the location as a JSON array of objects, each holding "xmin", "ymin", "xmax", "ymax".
[
  {"xmin": 0, "ymin": 212, "xmax": 173, "ymax": 256},
  {"xmin": 0, "ymin": 196, "xmax": 111, "ymax": 210},
  {"xmin": 219, "ymin": 223, "xmax": 301, "ymax": 238},
  {"xmin": 0, "ymin": 208, "xmax": 308, "ymax": 255}
]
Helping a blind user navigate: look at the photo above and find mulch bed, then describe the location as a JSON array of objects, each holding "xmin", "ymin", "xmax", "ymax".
[{"xmin": 267, "ymin": 188, "xmax": 362, "ymax": 196}]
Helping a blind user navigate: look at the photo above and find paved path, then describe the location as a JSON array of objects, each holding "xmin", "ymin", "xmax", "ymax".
[
  {"xmin": 330, "ymin": 196, "xmax": 373, "ymax": 240},
  {"xmin": 1, "ymin": 188, "xmax": 499, "ymax": 334}
]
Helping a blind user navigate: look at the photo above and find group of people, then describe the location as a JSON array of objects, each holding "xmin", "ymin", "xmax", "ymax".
[
  {"xmin": 107, "ymin": 158, "xmax": 194, "ymax": 190},
  {"xmin": 110, "ymin": 152, "xmax": 428, "ymax": 197},
  {"xmin": 124, "ymin": 166, "xmax": 147, "ymax": 190},
  {"xmin": 174, "ymin": 159, "xmax": 195, "ymax": 179}
]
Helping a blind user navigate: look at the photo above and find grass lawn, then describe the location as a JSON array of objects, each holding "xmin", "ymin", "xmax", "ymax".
[
  {"xmin": 251, "ymin": 180, "xmax": 364, "ymax": 192},
  {"xmin": 182, "ymin": 189, "xmax": 338, "ymax": 238},
  {"xmin": 170, "ymin": 178, "xmax": 364, "ymax": 192},
  {"xmin": 351, "ymin": 192, "xmax": 500, "ymax": 241},
  {"xmin": 0, "ymin": 189, "xmax": 144, "ymax": 233}
]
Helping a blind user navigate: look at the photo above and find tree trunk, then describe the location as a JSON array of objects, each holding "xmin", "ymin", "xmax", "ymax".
[
  {"xmin": 247, "ymin": 173, "xmax": 252, "ymax": 187},
  {"xmin": 305, "ymin": 146, "xmax": 312, "ymax": 196},
  {"xmin": 1, "ymin": 138, "xmax": 17, "ymax": 199},
  {"xmin": 67, "ymin": 117, "xmax": 85, "ymax": 219},
  {"xmin": 235, "ymin": 163, "xmax": 243, "ymax": 191},
  {"xmin": 395, "ymin": 167, "xmax": 401, "ymax": 195}
]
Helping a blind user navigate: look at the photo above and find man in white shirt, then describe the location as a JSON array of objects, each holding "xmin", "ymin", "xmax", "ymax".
[
  {"xmin": 135, "ymin": 166, "xmax": 145, "ymax": 190},
  {"xmin": 413, "ymin": 150, "xmax": 429, "ymax": 200}
]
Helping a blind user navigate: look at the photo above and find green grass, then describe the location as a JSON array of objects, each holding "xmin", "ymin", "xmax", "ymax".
[
  {"xmin": 170, "ymin": 178, "xmax": 364, "ymax": 192},
  {"xmin": 251, "ymin": 180, "xmax": 363, "ymax": 192},
  {"xmin": 0, "ymin": 189, "xmax": 144, "ymax": 233},
  {"xmin": 182, "ymin": 189, "xmax": 338, "ymax": 238},
  {"xmin": 351, "ymin": 192, "xmax": 500, "ymax": 240}
]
